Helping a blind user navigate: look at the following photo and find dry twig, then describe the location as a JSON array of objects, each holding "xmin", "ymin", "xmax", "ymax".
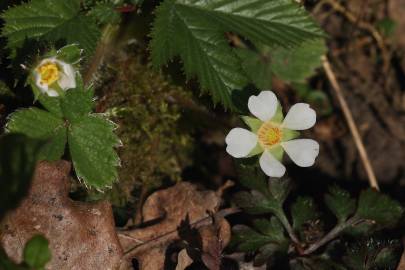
[{"xmin": 322, "ymin": 56, "xmax": 379, "ymax": 190}]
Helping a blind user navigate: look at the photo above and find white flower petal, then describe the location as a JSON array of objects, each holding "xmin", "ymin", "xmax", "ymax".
[
  {"xmin": 248, "ymin": 91, "xmax": 278, "ymax": 122},
  {"xmin": 55, "ymin": 59, "xmax": 76, "ymax": 90},
  {"xmin": 281, "ymin": 139, "xmax": 319, "ymax": 167},
  {"xmin": 34, "ymin": 72, "xmax": 49, "ymax": 94},
  {"xmin": 259, "ymin": 151, "xmax": 286, "ymax": 177},
  {"xmin": 225, "ymin": 128, "xmax": 258, "ymax": 158},
  {"xmin": 282, "ymin": 103, "xmax": 316, "ymax": 130}
]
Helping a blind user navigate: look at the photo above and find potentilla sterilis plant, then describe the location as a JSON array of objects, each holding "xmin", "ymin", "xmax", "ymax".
[
  {"xmin": 225, "ymin": 91, "xmax": 319, "ymax": 177},
  {"xmin": 33, "ymin": 57, "xmax": 76, "ymax": 97}
]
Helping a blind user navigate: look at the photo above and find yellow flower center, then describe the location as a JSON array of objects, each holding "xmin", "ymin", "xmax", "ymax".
[
  {"xmin": 37, "ymin": 62, "xmax": 60, "ymax": 86},
  {"xmin": 257, "ymin": 122, "xmax": 282, "ymax": 148}
]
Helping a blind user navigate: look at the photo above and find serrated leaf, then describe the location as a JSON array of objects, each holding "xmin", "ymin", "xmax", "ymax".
[
  {"xmin": 23, "ymin": 235, "xmax": 51, "ymax": 269},
  {"xmin": 60, "ymin": 88, "xmax": 94, "ymax": 122},
  {"xmin": 233, "ymin": 190, "xmax": 280, "ymax": 215},
  {"xmin": 325, "ymin": 185, "xmax": 356, "ymax": 223},
  {"xmin": 355, "ymin": 189, "xmax": 403, "ymax": 228},
  {"xmin": 0, "ymin": 134, "xmax": 43, "ymax": 219},
  {"xmin": 291, "ymin": 196, "xmax": 319, "ymax": 230},
  {"xmin": 235, "ymin": 160, "xmax": 269, "ymax": 194},
  {"xmin": 2, "ymin": 0, "xmax": 100, "ymax": 56},
  {"xmin": 253, "ymin": 217, "xmax": 286, "ymax": 244},
  {"xmin": 6, "ymin": 108, "xmax": 66, "ymax": 161},
  {"xmin": 151, "ymin": 0, "xmax": 323, "ymax": 109},
  {"xmin": 68, "ymin": 115, "xmax": 120, "ymax": 189},
  {"xmin": 232, "ymin": 225, "xmax": 273, "ymax": 252}
]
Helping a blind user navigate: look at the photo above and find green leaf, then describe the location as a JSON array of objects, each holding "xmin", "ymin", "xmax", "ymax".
[
  {"xmin": 235, "ymin": 160, "xmax": 269, "ymax": 195},
  {"xmin": 232, "ymin": 225, "xmax": 273, "ymax": 252},
  {"xmin": 2, "ymin": 0, "xmax": 100, "ymax": 56},
  {"xmin": 233, "ymin": 190, "xmax": 280, "ymax": 215},
  {"xmin": 271, "ymin": 39, "xmax": 326, "ymax": 83},
  {"xmin": 23, "ymin": 235, "xmax": 51, "ymax": 270},
  {"xmin": 151, "ymin": 0, "xmax": 323, "ymax": 109},
  {"xmin": 268, "ymin": 178, "xmax": 291, "ymax": 205},
  {"xmin": 0, "ymin": 134, "xmax": 43, "ymax": 219},
  {"xmin": 253, "ymin": 217, "xmax": 286, "ymax": 244},
  {"xmin": 325, "ymin": 185, "xmax": 356, "ymax": 223},
  {"xmin": 235, "ymin": 48, "xmax": 272, "ymax": 89},
  {"xmin": 68, "ymin": 115, "xmax": 120, "ymax": 189},
  {"xmin": 60, "ymin": 88, "xmax": 94, "ymax": 122},
  {"xmin": 291, "ymin": 196, "xmax": 319, "ymax": 230},
  {"xmin": 355, "ymin": 189, "xmax": 403, "ymax": 228},
  {"xmin": 6, "ymin": 108, "xmax": 66, "ymax": 161}
]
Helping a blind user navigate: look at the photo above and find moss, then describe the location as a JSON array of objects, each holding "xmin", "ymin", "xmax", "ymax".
[{"xmin": 92, "ymin": 47, "xmax": 193, "ymax": 205}]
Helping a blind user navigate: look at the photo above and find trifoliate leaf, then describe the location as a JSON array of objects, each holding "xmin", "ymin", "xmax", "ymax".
[
  {"xmin": 151, "ymin": 0, "xmax": 323, "ymax": 109},
  {"xmin": 68, "ymin": 115, "xmax": 120, "ymax": 189},
  {"xmin": 291, "ymin": 196, "xmax": 319, "ymax": 230},
  {"xmin": 325, "ymin": 185, "xmax": 356, "ymax": 223},
  {"xmin": 355, "ymin": 189, "xmax": 403, "ymax": 228},
  {"xmin": 1, "ymin": 0, "xmax": 100, "ymax": 56},
  {"xmin": 60, "ymin": 88, "xmax": 94, "ymax": 122},
  {"xmin": 6, "ymin": 108, "xmax": 66, "ymax": 161},
  {"xmin": 271, "ymin": 39, "xmax": 327, "ymax": 83},
  {"xmin": 23, "ymin": 235, "xmax": 51, "ymax": 270},
  {"xmin": 0, "ymin": 134, "xmax": 43, "ymax": 219}
]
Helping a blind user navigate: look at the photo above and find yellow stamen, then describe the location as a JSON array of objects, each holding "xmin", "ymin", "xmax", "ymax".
[
  {"xmin": 37, "ymin": 62, "xmax": 60, "ymax": 86},
  {"xmin": 257, "ymin": 122, "xmax": 282, "ymax": 148}
]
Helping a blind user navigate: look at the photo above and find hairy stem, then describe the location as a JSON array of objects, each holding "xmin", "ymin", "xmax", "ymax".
[
  {"xmin": 275, "ymin": 210, "xmax": 300, "ymax": 245},
  {"xmin": 302, "ymin": 217, "xmax": 358, "ymax": 255}
]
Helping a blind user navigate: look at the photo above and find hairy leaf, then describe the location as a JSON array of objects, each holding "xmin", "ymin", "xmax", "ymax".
[
  {"xmin": 232, "ymin": 225, "xmax": 273, "ymax": 252},
  {"xmin": 2, "ymin": 0, "xmax": 100, "ymax": 56},
  {"xmin": 6, "ymin": 108, "xmax": 66, "ymax": 160},
  {"xmin": 151, "ymin": 0, "xmax": 323, "ymax": 109},
  {"xmin": 68, "ymin": 115, "xmax": 120, "ymax": 189},
  {"xmin": 291, "ymin": 196, "xmax": 319, "ymax": 230},
  {"xmin": 325, "ymin": 185, "xmax": 356, "ymax": 223},
  {"xmin": 233, "ymin": 190, "xmax": 280, "ymax": 215},
  {"xmin": 61, "ymin": 88, "xmax": 94, "ymax": 122},
  {"xmin": 355, "ymin": 189, "xmax": 403, "ymax": 228}
]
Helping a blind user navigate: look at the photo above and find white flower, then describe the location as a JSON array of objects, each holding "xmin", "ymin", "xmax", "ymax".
[
  {"xmin": 225, "ymin": 90, "xmax": 319, "ymax": 177},
  {"xmin": 33, "ymin": 57, "xmax": 76, "ymax": 97}
]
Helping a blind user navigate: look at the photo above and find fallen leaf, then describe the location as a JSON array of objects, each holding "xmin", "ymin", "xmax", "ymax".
[
  {"xmin": 118, "ymin": 182, "xmax": 233, "ymax": 270},
  {"xmin": 0, "ymin": 161, "xmax": 124, "ymax": 270},
  {"xmin": 175, "ymin": 249, "xmax": 193, "ymax": 270}
]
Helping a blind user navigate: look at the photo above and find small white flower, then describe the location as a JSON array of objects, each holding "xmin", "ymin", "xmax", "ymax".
[
  {"xmin": 33, "ymin": 57, "xmax": 76, "ymax": 97},
  {"xmin": 225, "ymin": 90, "xmax": 319, "ymax": 178}
]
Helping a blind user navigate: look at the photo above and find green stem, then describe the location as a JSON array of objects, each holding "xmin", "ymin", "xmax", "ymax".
[{"xmin": 275, "ymin": 210, "xmax": 300, "ymax": 244}]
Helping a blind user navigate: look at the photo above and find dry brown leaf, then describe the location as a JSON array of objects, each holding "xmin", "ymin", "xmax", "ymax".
[
  {"xmin": 118, "ymin": 182, "xmax": 232, "ymax": 270},
  {"xmin": 0, "ymin": 161, "xmax": 123, "ymax": 270},
  {"xmin": 175, "ymin": 249, "xmax": 193, "ymax": 270}
]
